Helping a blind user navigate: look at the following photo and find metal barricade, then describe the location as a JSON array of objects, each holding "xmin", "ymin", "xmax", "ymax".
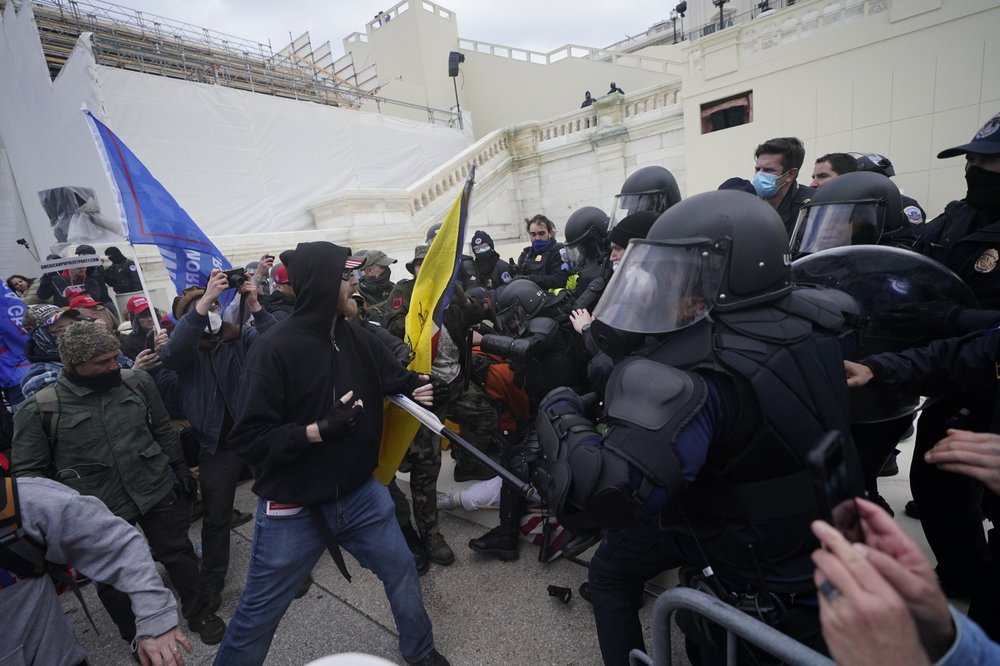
[{"xmin": 628, "ymin": 587, "xmax": 834, "ymax": 666}]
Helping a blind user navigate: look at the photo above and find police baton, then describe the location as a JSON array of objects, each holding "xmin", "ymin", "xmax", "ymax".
[{"xmin": 389, "ymin": 394, "xmax": 534, "ymax": 498}]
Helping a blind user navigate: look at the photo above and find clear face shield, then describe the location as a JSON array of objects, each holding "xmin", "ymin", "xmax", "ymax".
[
  {"xmin": 563, "ymin": 242, "xmax": 583, "ymax": 266},
  {"xmin": 789, "ymin": 200, "xmax": 884, "ymax": 257},
  {"xmin": 609, "ymin": 191, "xmax": 671, "ymax": 230},
  {"xmin": 592, "ymin": 239, "xmax": 729, "ymax": 335}
]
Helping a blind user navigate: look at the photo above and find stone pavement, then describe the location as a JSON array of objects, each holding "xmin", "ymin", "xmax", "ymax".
[{"xmin": 64, "ymin": 427, "xmax": 944, "ymax": 666}]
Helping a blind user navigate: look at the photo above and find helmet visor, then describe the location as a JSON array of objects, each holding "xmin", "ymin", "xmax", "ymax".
[
  {"xmin": 609, "ymin": 192, "xmax": 672, "ymax": 229},
  {"xmin": 790, "ymin": 201, "xmax": 883, "ymax": 257},
  {"xmin": 495, "ymin": 301, "xmax": 530, "ymax": 336},
  {"xmin": 592, "ymin": 239, "xmax": 728, "ymax": 334},
  {"xmin": 563, "ymin": 243, "xmax": 583, "ymax": 266}
]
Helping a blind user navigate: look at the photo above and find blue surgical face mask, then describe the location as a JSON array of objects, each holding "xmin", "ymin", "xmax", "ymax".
[
  {"xmin": 531, "ymin": 238, "xmax": 553, "ymax": 253},
  {"xmin": 751, "ymin": 170, "xmax": 786, "ymax": 199}
]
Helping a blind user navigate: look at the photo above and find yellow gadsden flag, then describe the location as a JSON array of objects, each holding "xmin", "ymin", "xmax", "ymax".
[{"xmin": 374, "ymin": 168, "xmax": 475, "ymax": 483}]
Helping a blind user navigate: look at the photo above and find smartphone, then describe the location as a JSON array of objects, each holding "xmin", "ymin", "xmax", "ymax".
[{"xmin": 808, "ymin": 430, "xmax": 865, "ymax": 543}]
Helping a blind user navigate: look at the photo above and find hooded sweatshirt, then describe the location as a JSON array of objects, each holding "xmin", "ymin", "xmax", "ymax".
[{"xmin": 228, "ymin": 241, "xmax": 423, "ymax": 504}]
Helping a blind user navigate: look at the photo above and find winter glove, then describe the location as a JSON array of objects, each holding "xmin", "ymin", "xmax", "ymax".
[
  {"xmin": 317, "ymin": 398, "xmax": 364, "ymax": 441},
  {"xmin": 425, "ymin": 375, "xmax": 450, "ymax": 408},
  {"xmin": 170, "ymin": 459, "xmax": 198, "ymax": 499}
]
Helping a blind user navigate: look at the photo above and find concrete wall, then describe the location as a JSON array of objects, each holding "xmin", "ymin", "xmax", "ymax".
[
  {"xmin": 676, "ymin": 0, "xmax": 1000, "ymax": 216},
  {"xmin": 344, "ymin": 0, "xmax": 683, "ymax": 139}
]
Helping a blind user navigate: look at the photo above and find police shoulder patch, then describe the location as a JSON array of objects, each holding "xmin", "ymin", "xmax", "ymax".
[{"xmin": 904, "ymin": 206, "xmax": 924, "ymax": 225}]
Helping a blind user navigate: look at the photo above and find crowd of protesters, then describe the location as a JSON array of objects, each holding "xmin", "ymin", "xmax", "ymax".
[{"xmin": 3, "ymin": 111, "xmax": 1000, "ymax": 666}]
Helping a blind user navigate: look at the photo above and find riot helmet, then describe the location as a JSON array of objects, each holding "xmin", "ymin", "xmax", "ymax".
[
  {"xmin": 849, "ymin": 152, "xmax": 895, "ymax": 177},
  {"xmin": 593, "ymin": 191, "xmax": 790, "ymax": 337},
  {"xmin": 493, "ymin": 279, "xmax": 546, "ymax": 336},
  {"xmin": 609, "ymin": 166, "xmax": 681, "ymax": 229},
  {"xmin": 790, "ymin": 172, "xmax": 902, "ymax": 257},
  {"xmin": 563, "ymin": 206, "xmax": 609, "ymax": 264}
]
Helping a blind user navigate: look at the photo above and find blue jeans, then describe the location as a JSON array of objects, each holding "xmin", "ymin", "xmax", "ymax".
[{"xmin": 214, "ymin": 476, "xmax": 435, "ymax": 665}]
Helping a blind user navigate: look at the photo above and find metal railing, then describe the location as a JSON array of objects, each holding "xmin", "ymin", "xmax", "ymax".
[{"xmin": 630, "ymin": 587, "xmax": 834, "ymax": 666}]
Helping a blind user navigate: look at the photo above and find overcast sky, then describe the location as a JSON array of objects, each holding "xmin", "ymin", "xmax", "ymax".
[{"xmin": 106, "ymin": 1, "xmax": 673, "ymax": 56}]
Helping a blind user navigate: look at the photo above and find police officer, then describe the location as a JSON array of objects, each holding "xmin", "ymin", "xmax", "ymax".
[
  {"xmin": 459, "ymin": 230, "xmax": 513, "ymax": 295},
  {"xmin": 608, "ymin": 166, "xmax": 682, "ymax": 228},
  {"xmin": 515, "ymin": 215, "xmax": 570, "ymax": 290},
  {"xmin": 896, "ymin": 111, "xmax": 1000, "ymax": 608},
  {"xmin": 562, "ymin": 206, "xmax": 610, "ymax": 304},
  {"xmin": 791, "ymin": 171, "xmax": 909, "ymax": 256},
  {"xmin": 468, "ymin": 280, "xmax": 580, "ymax": 560},
  {"xmin": 533, "ymin": 190, "xmax": 858, "ymax": 665}
]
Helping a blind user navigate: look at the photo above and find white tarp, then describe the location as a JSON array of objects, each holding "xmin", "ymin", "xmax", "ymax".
[{"xmin": 0, "ymin": 3, "xmax": 471, "ymax": 278}]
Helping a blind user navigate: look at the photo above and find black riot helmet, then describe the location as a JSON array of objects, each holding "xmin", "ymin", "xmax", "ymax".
[
  {"xmin": 563, "ymin": 206, "xmax": 609, "ymax": 264},
  {"xmin": 609, "ymin": 166, "xmax": 681, "ymax": 229},
  {"xmin": 849, "ymin": 152, "xmax": 895, "ymax": 177},
  {"xmin": 593, "ymin": 191, "xmax": 790, "ymax": 338},
  {"xmin": 790, "ymin": 171, "xmax": 902, "ymax": 257},
  {"xmin": 493, "ymin": 279, "xmax": 546, "ymax": 335}
]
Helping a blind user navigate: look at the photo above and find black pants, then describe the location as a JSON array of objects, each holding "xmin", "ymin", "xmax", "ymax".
[
  {"xmin": 97, "ymin": 489, "xmax": 203, "ymax": 641},
  {"xmin": 198, "ymin": 443, "xmax": 244, "ymax": 589},
  {"xmin": 851, "ymin": 416, "xmax": 912, "ymax": 495},
  {"xmin": 911, "ymin": 399, "xmax": 1000, "ymax": 640}
]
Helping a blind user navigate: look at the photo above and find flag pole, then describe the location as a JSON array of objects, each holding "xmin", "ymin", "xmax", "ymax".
[{"xmin": 126, "ymin": 243, "xmax": 161, "ymax": 337}]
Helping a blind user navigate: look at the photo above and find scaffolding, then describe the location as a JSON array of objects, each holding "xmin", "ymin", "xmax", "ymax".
[{"xmin": 1, "ymin": 0, "xmax": 376, "ymax": 109}]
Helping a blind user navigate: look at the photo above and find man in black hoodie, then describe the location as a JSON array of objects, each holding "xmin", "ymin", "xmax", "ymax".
[{"xmin": 216, "ymin": 241, "xmax": 449, "ymax": 666}]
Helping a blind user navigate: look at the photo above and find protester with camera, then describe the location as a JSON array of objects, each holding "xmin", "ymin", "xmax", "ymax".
[{"xmin": 160, "ymin": 268, "xmax": 276, "ymax": 615}]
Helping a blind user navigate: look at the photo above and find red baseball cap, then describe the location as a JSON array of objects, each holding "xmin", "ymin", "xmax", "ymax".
[
  {"xmin": 68, "ymin": 295, "xmax": 101, "ymax": 309},
  {"xmin": 127, "ymin": 296, "xmax": 151, "ymax": 314},
  {"xmin": 273, "ymin": 265, "xmax": 289, "ymax": 285}
]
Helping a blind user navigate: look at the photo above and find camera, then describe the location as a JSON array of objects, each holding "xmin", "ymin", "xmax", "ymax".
[{"xmin": 224, "ymin": 268, "xmax": 248, "ymax": 289}]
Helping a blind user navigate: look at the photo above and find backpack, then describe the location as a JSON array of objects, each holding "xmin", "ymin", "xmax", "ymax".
[
  {"xmin": 35, "ymin": 370, "xmax": 151, "ymax": 446},
  {"xmin": 0, "ymin": 471, "xmax": 99, "ymax": 631}
]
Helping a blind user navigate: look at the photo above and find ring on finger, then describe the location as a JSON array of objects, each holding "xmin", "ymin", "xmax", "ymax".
[{"xmin": 818, "ymin": 579, "xmax": 840, "ymax": 603}]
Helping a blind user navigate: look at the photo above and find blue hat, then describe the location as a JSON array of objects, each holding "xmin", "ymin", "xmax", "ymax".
[
  {"xmin": 938, "ymin": 112, "xmax": 1000, "ymax": 158},
  {"xmin": 471, "ymin": 230, "xmax": 494, "ymax": 251}
]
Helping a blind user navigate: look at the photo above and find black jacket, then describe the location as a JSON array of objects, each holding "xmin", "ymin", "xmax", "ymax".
[
  {"xmin": 916, "ymin": 200, "xmax": 1000, "ymax": 307},
  {"xmin": 862, "ymin": 327, "xmax": 1000, "ymax": 427},
  {"xmin": 228, "ymin": 241, "xmax": 423, "ymax": 505},
  {"xmin": 516, "ymin": 241, "xmax": 570, "ymax": 290}
]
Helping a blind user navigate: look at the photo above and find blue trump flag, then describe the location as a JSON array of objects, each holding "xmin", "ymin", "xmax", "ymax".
[
  {"xmin": 83, "ymin": 110, "xmax": 232, "ymax": 296},
  {"xmin": 0, "ymin": 281, "xmax": 30, "ymax": 390}
]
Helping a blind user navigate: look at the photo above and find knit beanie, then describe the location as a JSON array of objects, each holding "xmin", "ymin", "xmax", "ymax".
[
  {"xmin": 607, "ymin": 211, "xmax": 660, "ymax": 249},
  {"xmin": 57, "ymin": 321, "xmax": 120, "ymax": 369}
]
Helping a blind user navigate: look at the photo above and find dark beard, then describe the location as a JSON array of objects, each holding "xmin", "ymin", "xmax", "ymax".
[{"xmin": 65, "ymin": 368, "xmax": 122, "ymax": 392}]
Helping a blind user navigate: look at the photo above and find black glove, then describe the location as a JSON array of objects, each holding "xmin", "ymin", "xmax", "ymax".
[
  {"xmin": 317, "ymin": 398, "xmax": 364, "ymax": 441},
  {"xmin": 170, "ymin": 459, "xmax": 198, "ymax": 499},
  {"xmin": 424, "ymin": 375, "xmax": 450, "ymax": 408},
  {"xmin": 875, "ymin": 299, "xmax": 960, "ymax": 339}
]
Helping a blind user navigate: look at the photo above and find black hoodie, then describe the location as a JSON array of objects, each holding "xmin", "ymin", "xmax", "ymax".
[{"xmin": 228, "ymin": 241, "xmax": 422, "ymax": 504}]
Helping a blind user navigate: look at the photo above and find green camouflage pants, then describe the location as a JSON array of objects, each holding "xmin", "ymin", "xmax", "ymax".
[
  {"xmin": 389, "ymin": 422, "xmax": 442, "ymax": 539},
  {"xmin": 446, "ymin": 382, "xmax": 499, "ymax": 476}
]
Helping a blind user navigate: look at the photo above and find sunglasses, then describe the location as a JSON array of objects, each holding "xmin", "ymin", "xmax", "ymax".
[{"xmin": 341, "ymin": 268, "xmax": 361, "ymax": 281}]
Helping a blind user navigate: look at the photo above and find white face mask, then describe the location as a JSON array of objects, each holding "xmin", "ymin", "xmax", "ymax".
[
  {"xmin": 205, "ymin": 312, "xmax": 223, "ymax": 334},
  {"xmin": 611, "ymin": 260, "xmax": 620, "ymax": 272}
]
